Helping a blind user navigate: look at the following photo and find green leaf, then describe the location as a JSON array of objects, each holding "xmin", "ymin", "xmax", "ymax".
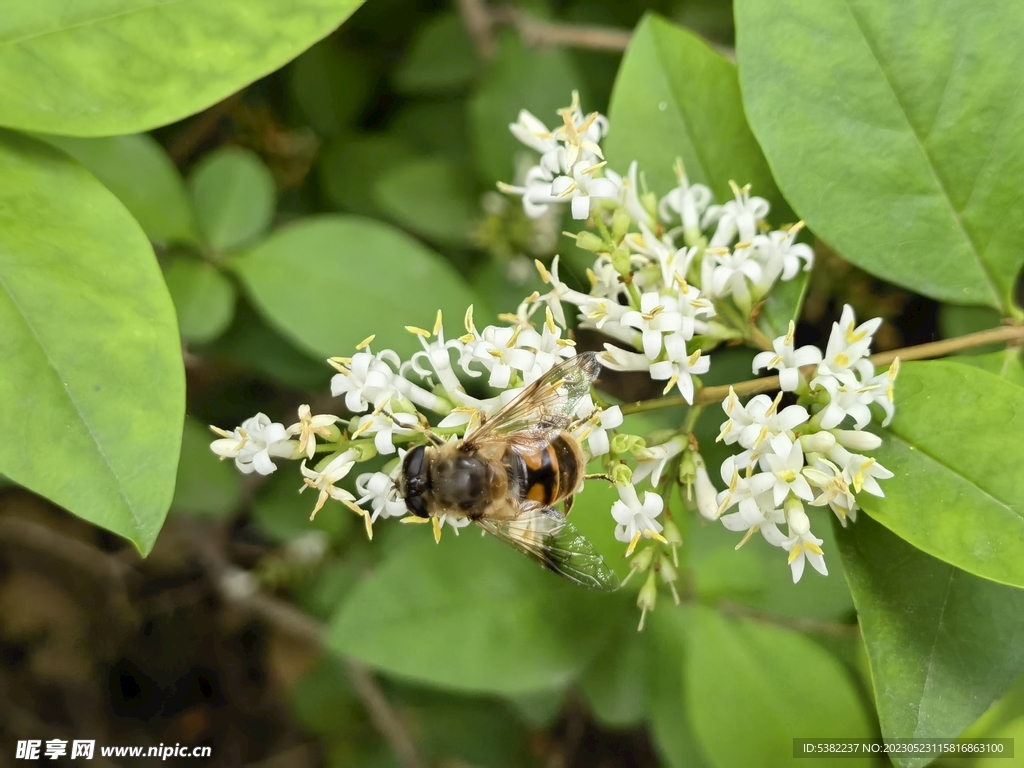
[
  {"xmin": 171, "ymin": 417, "xmax": 241, "ymax": 518},
  {"xmin": 758, "ymin": 268, "xmax": 811, "ymax": 339},
  {"xmin": 0, "ymin": 0, "xmax": 365, "ymax": 136},
  {"xmin": 835, "ymin": 513, "xmax": 1024, "ymax": 767},
  {"xmin": 393, "ymin": 12, "xmax": 477, "ymax": 95},
  {"xmin": 188, "ymin": 147, "xmax": 276, "ymax": 252},
  {"xmin": 469, "ymin": 31, "xmax": 584, "ymax": 185},
  {"xmin": 645, "ymin": 606, "xmax": 708, "ymax": 768},
  {"xmin": 605, "ymin": 13, "xmax": 789, "ymax": 214},
  {"xmin": 862, "ymin": 361, "xmax": 1024, "ymax": 587},
  {"xmin": 684, "ymin": 605, "xmax": 872, "ymax": 767},
  {"xmin": 318, "ymin": 134, "xmax": 419, "ymax": 218},
  {"xmin": 327, "ymin": 526, "xmax": 615, "ymax": 694},
  {"xmin": 938, "ymin": 305, "xmax": 1003, "ymax": 349},
  {"xmin": 230, "ymin": 215, "xmax": 482, "ymax": 361},
  {"xmin": 579, "ymin": 596, "xmax": 647, "ymax": 727},
  {"xmin": 372, "ymin": 157, "xmax": 479, "ymax": 245},
  {"xmin": 290, "ymin": 38, "xmax": 372, "ymax": 138},
  {"xmin": 163, "ymin": 256, "xmax": 236, "ymax": 344},
  {"xmin": 735, "ymin": 0, "xmax": 1024, "ymax": 311},
  {"xmin": 37, "ymin": 133, "xmax": 198, "ymax": 245},
  {"xmin": 0, "ymin": 130, "xmax": 184, "ymax": 553}
]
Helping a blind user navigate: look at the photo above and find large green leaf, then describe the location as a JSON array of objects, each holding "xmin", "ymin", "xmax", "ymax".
[
  {"xmin": 835, "ymin": 514, "xmax": 1024, "ymax": 767},
  {"xmin": 605, "ymin": 13, "xmax": 787, "ymax": 214},
  {"xmin": 372, "ymin": 157, "xmax": 478, "ymax": 245},
  {"xmin": 951, "ymin": 348, "xmax": 1024, "ymax": 386},
  {"xmin": 327, "ymin": 526, "xmax": 615, "ymax": 694},
  {"xmin": 163, "ymin": 256, "xmax": 236, "ymax": 344},
  {"xmin": 862, "ymin": 361, "xmax": 1024, "ymax": 586},
  {"xmin": 735, "ymin": 0, "xmax": 1024, "ymax": 312},
  {"xmin": 230, "ymin": 215, "xmax": 482, "ymax": 361},
  {"xmin": 0, "ymin": 130, "xmax": 184, "ymax": 553},
  {"xmin": 289, "ymin": 38, "xmax": 372, "ymax": 139},
  {"xmin": 393, "ymin": 12, "xmax": 477, "ymax": 95},
  {"xmin": 684, "ymin": 605, "xmax": 872, "ymax": 767},
  {"xmin": 38, "ymin": 133, "xmax": 198, "ymax": 245},
  {"xmin": 0, "ymin": 0, "xmax": 364, "ymax": 136},
  {"xmin": 170, "ymin": 417, "xmax": 241, "ymax": 518}
]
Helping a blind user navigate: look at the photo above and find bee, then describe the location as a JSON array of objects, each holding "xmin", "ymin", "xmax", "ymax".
[{"xmin": 398, "ymin": 352, "xmax": 619, "ymax": 590}]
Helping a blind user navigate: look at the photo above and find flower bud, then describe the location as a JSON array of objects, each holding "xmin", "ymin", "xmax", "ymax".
[
  {"xmin": 662, "ymin": 517, "xmax": 683, "ymax": 550},
  {"xmin": 785, "ymin": 497, "xmax": 810, "ymax": 536},
  {"xmin": 611, "ymin": 246, "xmax": 633, "ymax": 277},
  {"xmin": 678, "ymin": 450, "xmax": 697, "ymax": 491},
  {"xmin": 630, "ymin": 544, "xmax": 657, "ymax": 572},
  {"xmin": 658, "ymin": 552, "xmax": 678, "ymax": 584},
  {"xmin": 612, "ymin": 463, "xmax": 634, "ymax": 486},
  {"xmin": 800, "ymin": 430, "xmax": 836, "ymax": 455},
  {"xmin": 693, "ymin": 453, "xmax": 720, "ymax": 520},
  {"xmin": 611, "ymin": 433, "xmax": 645, "ymax": 456},
  {"xmin": 611, "ymin": 207, "xmax": 632, "ymax": 241},
  {"xmin": 637, "ymin": 569, "xmax": 658, "ymax": 631},
  {"xmin": 832, "ymin": 429, "xmax": 882, "ymax": 451},
  {"xmin": 575, "ymin": 230, "xmax": 605, "ymax": 252},
  {"xmin": 641, "ymin": 190, "xmax": 659, "ymax": 220}
]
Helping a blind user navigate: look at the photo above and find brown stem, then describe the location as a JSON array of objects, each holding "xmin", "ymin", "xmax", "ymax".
[
  {"xmin": 620, "ymin": 323, "xmax": 1024, "ymax": 415},
  {"xmin": 492, "ymin": 7, "xmax": 633, "ymax": 52}
]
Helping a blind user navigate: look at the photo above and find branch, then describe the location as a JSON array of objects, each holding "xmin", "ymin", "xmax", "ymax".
[
  {"xmin": 620, "ymin": 322, "xmax": 1024, "ymax": 415},
  {"xmin": 181, "ymin": 520, "xmax": 426, "ymax": 768},
  {"xmin": 457, "ymin": 0, "xmax": 632, "ymax": 58}
]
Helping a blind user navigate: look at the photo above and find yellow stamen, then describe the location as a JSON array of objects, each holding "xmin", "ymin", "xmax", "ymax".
[
  {"xmin": 586, "ymin": 268, "xmax": 598, "ymax": 288},
  {"xmin": 889, "ymin": 358, "xmax": 901, "ymax": 381},
  {"xmin": 356, "ymin": 335, "xmax": 376, "ymax": 350},
  {"xmin": 401, "ymin": 516, "xmax": 430, "ymax": 525},
  {"xmin": 644, "ymin": 529, "xmax": 668, "ymax": 544},
  {"xmin": 766, "ymin": 391, "xmax": 783, "ymax": 417},
  {"xmin": 506, "ymin": 325, "xmax": 524, "ymax": 348},
  {"xmin": 805, "ymin": 541, "xmax": 824, "ymax": 556},
  {"xmin": 688, "ymin": 350, "xmax": 702, "ymax": 367},
  {"xmin": 788, "ymin": 543, "xmax": 804, "ymax": 564},
  {"xmin": 432, "ymin": 310, "xmax": 444, "ymax": 336},
  {"xmin": 734, "ymin": 526, "xmax": 759, "ymax": 550},
  {"xmin": 406, "ymin": 325, "xmax": 431, "ymax": 337},
  {"xmin": 209, "ymin": 425, "xmax": 233, "ymax": 439},
  {"xmin": 432, "ymin": 517, "xmax": 443, "ymax": 543},
  {"xmin": 834, "ymin": 352, "xmax": 850, "ymax": 367},
  {"xmin": 784, "ymin": 320, "xmax": 796, "ymax": 347},
  {"xmin": 662, "ymin": 375, "xmax": 678, "ymax": 396},
  {"xmin": 545, "ymin": 307, "xmax": 557, "ymax": 334},
  {"xmin": 625, "ymin": 531, "xmax": 643, "ymax": 557}
]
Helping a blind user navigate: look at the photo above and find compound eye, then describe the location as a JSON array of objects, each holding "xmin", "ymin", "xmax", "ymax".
[{"xmin": 405, "ymin": 492, "xmax": 430, "ymax": 519}]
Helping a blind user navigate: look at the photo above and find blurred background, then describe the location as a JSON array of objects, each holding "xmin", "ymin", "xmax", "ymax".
[{"xmin": 1, "ymin": 0, "xmax": 1017, "ymax": 766}]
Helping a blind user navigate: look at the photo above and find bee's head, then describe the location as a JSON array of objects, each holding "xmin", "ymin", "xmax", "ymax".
[{"xmin": 400, "ymin": 444, "xmax": 431, "ymax": 518}]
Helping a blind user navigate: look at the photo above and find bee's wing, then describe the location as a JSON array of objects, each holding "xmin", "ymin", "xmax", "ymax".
[
  {"xmin": 474, "ymin": 501, "xmax": 620, "ymax": 591},
  {"xmin": 467, "ymin": 352, "xmax": 601, "ymax": 446}
]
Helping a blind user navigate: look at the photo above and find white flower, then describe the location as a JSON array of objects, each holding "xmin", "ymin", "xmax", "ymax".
[
  {"xmin": 498, "ymin": 164, "xmax": 562, "ymax": 218},
  {"xmin": 813, "ymin": 371, "xmax": 874, "ymax": 430},
  {"xmin": 658, "ymin": 160, "xmax": 713, "ymax": 239},
  {"xmin": 817, "ymin": 304, "xmax": 881, "ymax": 379},
  {"xmin": 762, "ymin": 441, "xmax": 814, "ymax": 505},
  {"xmin": 580, "ymin": 405, "xmax": 623, "ymax": 457},
  {"xmin": 404, "ymin": 312, "xmax": 465, "ymax": 395},
  {"xmin": 832, "ymin": 429, "xmax": 882, "ymax": 452},
  {"xmin": 551, "ymin": 90, "xmax": 608, "ymax": 167},
  {"xmin": 550, "ymin": 160, "xmax": 620, "ymax": 220},
  {"xmin": 621, "ymin": 292, "xmax": 686, "ymax": 359},
  {"xmin": 356, "ymin": 461, "xmax": 408, "ymax": 523},
  {"xmin": 803, "ymin": 458, "xmax": 858, "ymax": 525},
  {"xmin": 600, "ymin": 343, "xmax": 652, "ymax": 372},
  {"xmin": 604, "ymin": 160, "xmax": 652, "ymax": 226},
  {"xmin": 350, "ymin": 411, "xmax": 417, "ymax": 455},
  {"xmin": 210, "ymin": 413, "xmax": 294, "ymax": 475},
  {"xmin": 509, "ymin": 109, "xmax": 558, "ymax": 155},
  {"xmin": 704, "ymin": 181, "xmax": 770, "ymax": 247},
  {"xmin": 459, "ymin": 324, "xmax": 537, "ymax": 389},
  {"xmin": 288, "ymin": 404, "xmax": 339, "ymax": 460},
  {"xmin": 829, "ymin": 446, "xmax": 893, "ymax": 497},
  {"xmin": 862, "ymin": 359, "xmax": 899, "ymax": 427},
  {"xmin": 633, "ymin": 435, "xmax": 687, "ymax": 486},
  {"xmin": 649, "ymin": 333, "xmax": 710, "ymax": 404},
  {"xmin": 611, "ymin": 485, "xmax": 666, "ymax": 555},
  {"xmin": 300, "ymin": 449, "xmax": 361, "ymax": 519},
  {"xmin": 752, "ymin": 321, "xmax": 822, "ymax": 392},
  {"xmin": 782, "ymin": 529, "xmax": 828, "ymax": 583},
  {"xmin": 715, "ymin": 455, "xmax": 776, "ymax": 518},
  {"xmin": 708, "ymin": 243, "xmax": 762, "ymax": 312},
  {"xmin": 517, "ymin": 309, "xmax": 576, "ymax": 381},
  {"xmin": 734, "ymin": 392, "xmax": 808, "ymax": 457},
  {"xmin": 720, "ymin": 494, "xmax": 787, "ymax": 547},
  {"xmin": 329, "ymin": 345, "xmax": 404, "ymax": 413},
  {"xmin": 752, "ymin": 223, "xmax": 814, "ymax": 289}
]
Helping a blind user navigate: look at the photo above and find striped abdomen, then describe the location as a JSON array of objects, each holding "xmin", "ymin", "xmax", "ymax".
[{"xmin": 504, "ymin": 434, "xmax": 582, "ymax": 508}]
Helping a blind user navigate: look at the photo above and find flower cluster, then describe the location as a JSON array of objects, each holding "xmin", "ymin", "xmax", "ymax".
[
  {"xmin": 208, "ymin": 93, "xmax": 897, "ymax": 626},
  {"xmin": 693, "ymin": 308, "xmax": 898, "ymax": 582}
]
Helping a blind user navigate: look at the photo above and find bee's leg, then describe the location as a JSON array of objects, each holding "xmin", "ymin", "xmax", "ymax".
[
  {"xmin": 563, "ymin": 494, "xmax": 575, "ymax": 516},
  {"xmin": 376, "ymin": 404, "xmax": 444, "ymax": 446},
  {"xmin": 583, "ymin": 473, "xmax": 616, "ymax": 484}
]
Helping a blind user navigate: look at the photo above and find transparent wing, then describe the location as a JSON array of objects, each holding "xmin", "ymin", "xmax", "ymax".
[
  {"xmin": 474, "ymin": 501, "xmax": 620, "ymax": 591},
  {"xmin": 468, "ymin": 352, "xmax": 601, "ymax": 446}
]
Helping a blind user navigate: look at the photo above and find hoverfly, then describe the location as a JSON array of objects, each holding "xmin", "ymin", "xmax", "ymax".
[{"xmin": 397, "ymin": 352, "xmax": 619, "ymax": 590}]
